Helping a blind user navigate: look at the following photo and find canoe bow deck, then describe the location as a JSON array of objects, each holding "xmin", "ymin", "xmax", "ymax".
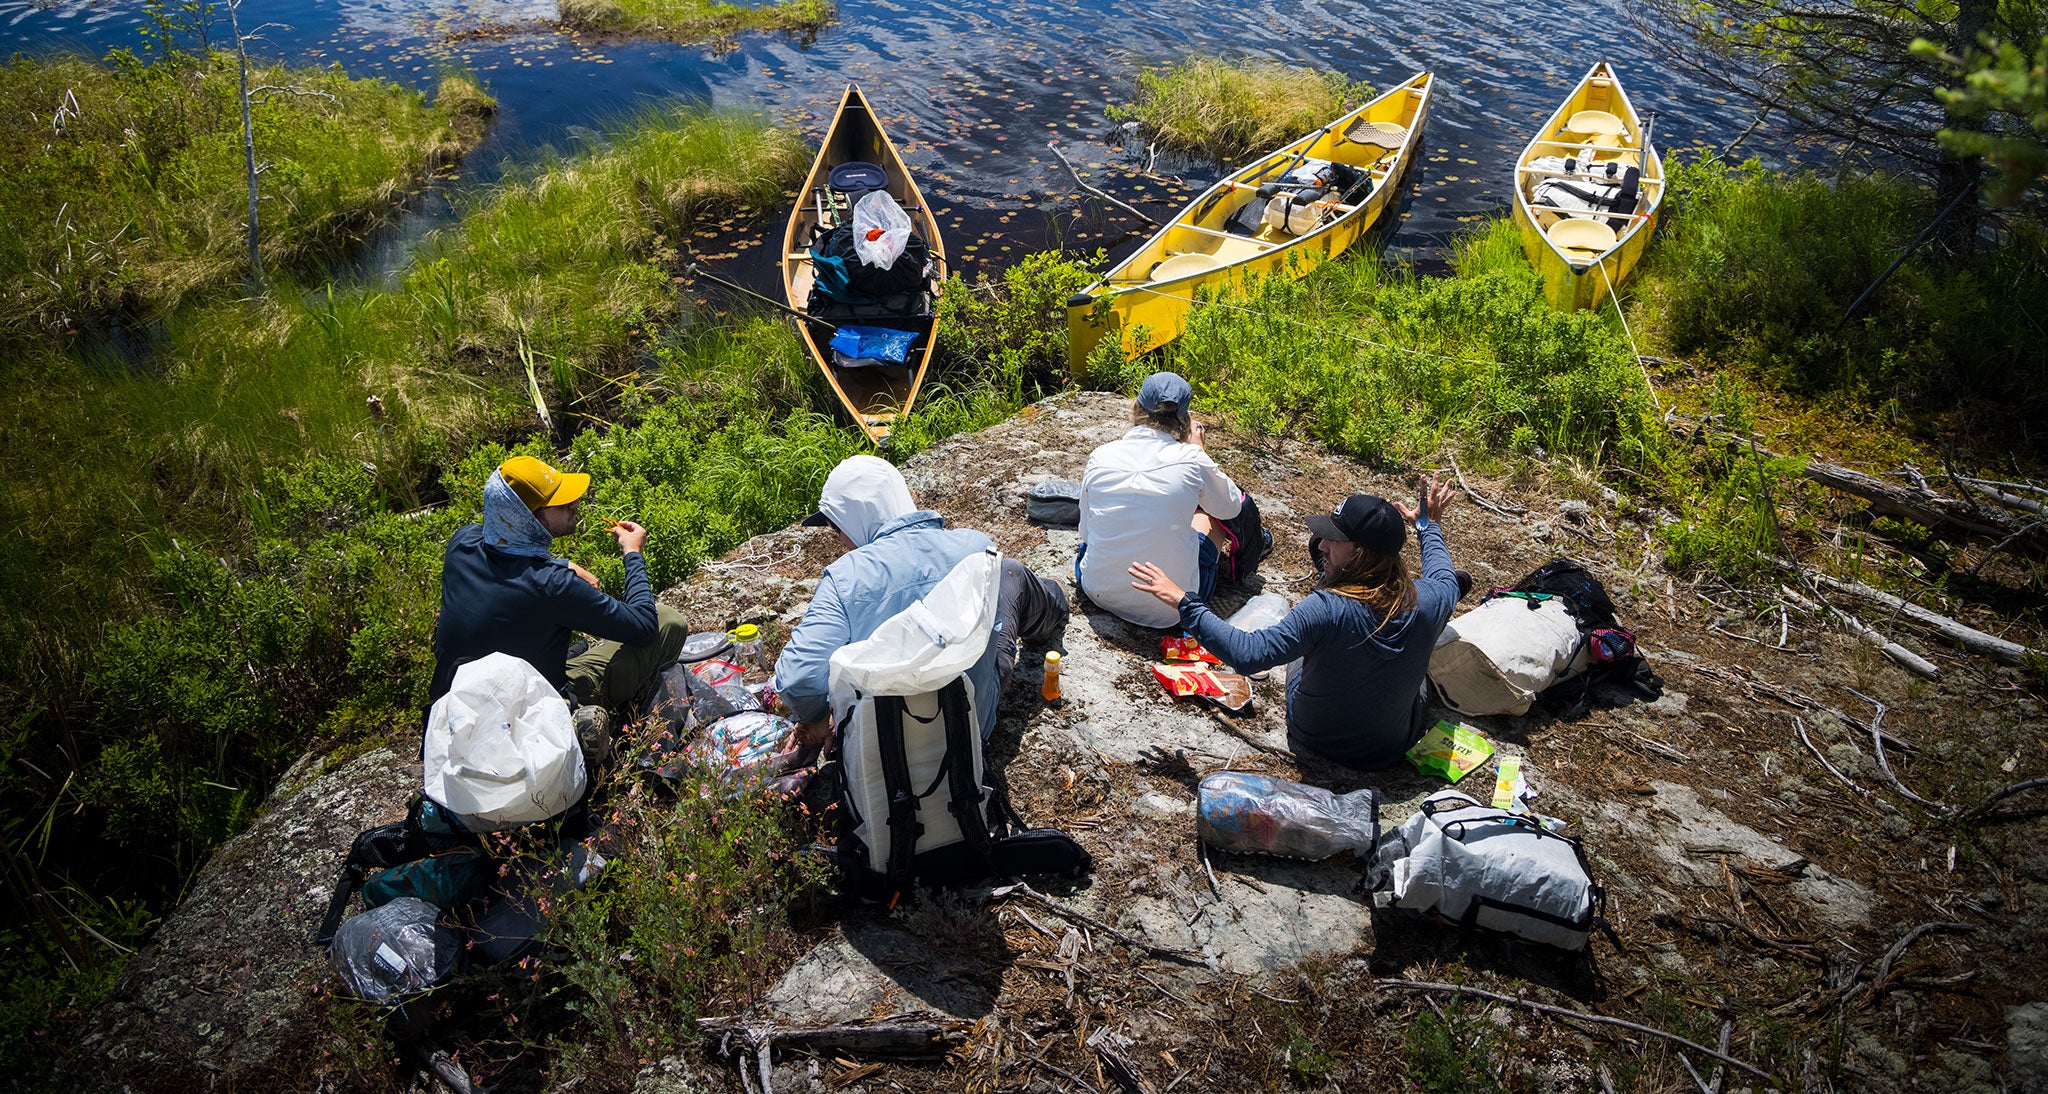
[
  {"xmin": 783, "ymin": 84, "xmax": 946, "ymax": 446},
  {"xmin": 1066, "ymin": 71, "xmax": 1435, "ymax": 373}
]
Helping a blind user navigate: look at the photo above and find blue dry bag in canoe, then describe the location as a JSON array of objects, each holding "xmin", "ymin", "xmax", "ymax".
[{"xmin": 829, "ymin": 325, "xmax": 918, "ymax": 366}]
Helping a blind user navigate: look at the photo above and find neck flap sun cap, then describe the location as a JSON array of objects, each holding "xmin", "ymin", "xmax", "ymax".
[
  {"xmin": 1304, "ymin": 494, "xmax": 1407, "ymax": 555},
  {"xmin": 499, "ymin": 455, "xmax": 590, "ymax": 512},
  {"xmin": 1136, "ymin": 371, "xmax": 1193, "ymax": 413},
  {"xmin": 801, "ymin": 455, "xmax": 916, "ymax": 547},
  {"xmin": 482, "ymin": 470, "xmax": 558, "ymax": 559}
]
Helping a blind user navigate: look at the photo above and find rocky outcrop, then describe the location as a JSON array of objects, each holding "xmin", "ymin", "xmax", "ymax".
[{"xmin": 69, "ymin": 746, "xmax": 415, "ymax": 1092}]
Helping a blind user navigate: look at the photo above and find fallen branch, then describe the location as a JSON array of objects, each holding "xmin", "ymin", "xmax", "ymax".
[
  {"xmin": 1003, "ymin": 883, "xmax": 1207, "ymax": 965},
  {"xmin": 1858, "ymin": 922, "xmax": 1977, "ymax": 1007},
  {"xmin": 1806, "ymin": 571, "xmax": 2041, "ymax": 666},
  {"xmin": 1828, "ymin": 604, "xmax": 1940, "ymax": 678},
  {"xmin": 1959, "ymin": 777, "xmax": 2048, "ymax": 823},
  {"xmin": 1088, "ymin": 1028, "xmax": 1159, "ymax": 1094},
  {"xmin": 1791, "ymin": 716, "xmax": 1880, "ymax": 806},
  {"xmin": 1047, "ymin": 143, "xmax": 1161, "ymax": 226},
  {"xmin": 695, "ymin": 1014, "xmax": 967, "ymax": 1058},
  {"xmin": 1847, "ymin": 689, "xmax": 1946, "ymax": 811},
  {"xmin": 1026, "ymin": 1052, "xmax": 1103, "ymax": 1093},
  {"xmin": 1369, "ymin": 979, "xmax": 1778, "ymax": 1085},
  {"xmin": 1446, "ymin": 453, "xmax": 1528, "ymax": 518}
]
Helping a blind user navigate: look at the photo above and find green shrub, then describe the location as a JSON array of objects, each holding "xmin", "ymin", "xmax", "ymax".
[
  {"xmin": 1638, "ymin": 154, "xmax": 2048, "ymax": 414},
  {"xmin": 1106, "ymin": 57, "xmax": 1371, "ymax": 163},
  {"xmin": 936, "ymin": 250, "xmax": 1100, "ymax": 400}
]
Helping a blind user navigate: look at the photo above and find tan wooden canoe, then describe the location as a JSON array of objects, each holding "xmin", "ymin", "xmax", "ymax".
[
  {"xmin": 782, "ymin": 84, "xmax": 946, "ymax": 446},
  {"xmin": 1510, "ymin": 62, "xmax": 1664, "ymax": 312},
  {"xmin": 1066, "ymin": 71, "xmax": 1434, "ymax": 374}
]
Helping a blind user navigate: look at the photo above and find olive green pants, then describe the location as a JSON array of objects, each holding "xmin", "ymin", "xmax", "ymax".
[{"xmin": 564, "ymin": 603, "xmax": 690, "ymax": 713}]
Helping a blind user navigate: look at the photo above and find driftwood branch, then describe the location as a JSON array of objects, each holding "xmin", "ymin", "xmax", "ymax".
[
  {"xmin": 1847, "ymin": 689, "xmax": 1946, "ymax": 810},
  {"xmin": 1827, "ymin": 603, "xmax": 1939, "ymax": 678},
  {"xmin": 1047, "ymin": 143, "xmax": 1162, "ymax": 226},
  {"xmin": 695, "ymin": 1014, "xmax": 967, "ymax": 1058},
  {"xmin": 1370, "ymin": 979, "xmax": 1778, "ymax": 1084},
  {"xmin": 1806, "ymin": 571, "xmax": 2042, "ymax": 665},
  {"xmin": 1858, "ymin": 922, "xmax": 1977, "ymax": 1007}
]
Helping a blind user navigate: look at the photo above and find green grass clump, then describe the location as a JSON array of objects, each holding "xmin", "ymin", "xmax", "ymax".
[
  {"xmin": 1124, "ymin": 219, "xmax": 1653, "ymax": 466},
  {"xmin": 558, "ymin": 0, "xmax": 834, "ymax": 42},
  {"xmin": 1635, "ymin": 154, "xmax": 2048, "ymax": 417},
  {"xmin": 0, "ymin": 51, "xmax": 493, "ymax": 343},
  {"xmin": 1107, "ymin": 56, "xmax": 1371, "ymax": 163}
]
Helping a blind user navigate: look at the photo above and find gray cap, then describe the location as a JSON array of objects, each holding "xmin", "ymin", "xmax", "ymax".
[{"xmin": 1136, "ymin": 371, "xmax": 1193, "ymax": 412}]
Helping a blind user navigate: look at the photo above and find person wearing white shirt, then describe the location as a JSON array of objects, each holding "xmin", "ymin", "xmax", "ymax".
[{"xmin": 1076, "ymin": 372, "xmax": 1243, "ymax": 629}]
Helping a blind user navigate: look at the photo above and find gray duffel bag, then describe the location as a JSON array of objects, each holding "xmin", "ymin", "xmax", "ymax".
[{"xmin": 1369, "ymin": 790, "xmax": 1605, "ymax": 951}]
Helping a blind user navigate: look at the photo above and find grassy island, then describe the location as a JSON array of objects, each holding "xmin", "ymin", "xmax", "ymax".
[{"xmin": 558, "ymin": 0, "xmax": 835, "ymax": 45}]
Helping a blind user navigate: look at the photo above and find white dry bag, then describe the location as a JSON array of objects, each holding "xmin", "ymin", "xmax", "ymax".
[
  {"xmin": 1428, "ymin": 596, "xmax": 1592, "ymax": 716},
  {"xmin": 423, "ymin": 652, "xmax": 586, "ymax": 830}
]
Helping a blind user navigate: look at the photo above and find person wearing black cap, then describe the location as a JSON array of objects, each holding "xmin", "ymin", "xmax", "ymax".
[{"xmin": 1129, "ymin": 475, "xmax": 1465, "ymax": 770}]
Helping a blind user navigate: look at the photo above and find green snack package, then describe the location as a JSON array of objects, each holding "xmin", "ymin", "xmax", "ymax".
[{"xmin": 1406, "ymin": 721, "xmax": 1495, "ymax": 783}]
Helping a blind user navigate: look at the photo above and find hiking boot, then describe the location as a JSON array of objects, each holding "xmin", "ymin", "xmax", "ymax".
[
  {"xmin": 1454, "ymin": 569, "xmax": 1474, "ymax": 600},
  {"xmin": 573, "ymin": 704, "xmax": 613, "ymax": 769}
]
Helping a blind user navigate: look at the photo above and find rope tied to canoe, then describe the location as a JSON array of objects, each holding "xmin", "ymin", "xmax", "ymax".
[{"xmin": 1595, "ymin": 258, "xmax": 1663, "ymax": 413}]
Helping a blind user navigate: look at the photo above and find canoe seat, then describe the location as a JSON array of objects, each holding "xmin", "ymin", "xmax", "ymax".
[
  {"xmin": 1564, "ymin": 110, "xmax": 1626, "ymax": 138},
  {"xmin": 1343, "ymin": 120, "xmax": 1408, "ymax": 155},
  {"xmin": 1151, "ymin": 252, "xmax": 1224, "ymax": 281},
  {"xmin": 1547, "ymin": 217, "xmax": 1618, "ymax": 260}
]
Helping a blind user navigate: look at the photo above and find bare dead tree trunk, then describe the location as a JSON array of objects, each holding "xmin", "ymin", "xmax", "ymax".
[{"xmin": 228, "ymin": 0, "xmax": 262, "ymax": 285}]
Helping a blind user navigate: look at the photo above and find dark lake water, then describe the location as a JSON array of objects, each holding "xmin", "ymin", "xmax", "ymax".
[{"xmin": 2, "ymin": 0, "xmax": 1796, "ymax": 290}]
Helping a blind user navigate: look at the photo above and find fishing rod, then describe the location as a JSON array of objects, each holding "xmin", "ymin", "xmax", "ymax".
[{"xmin": 684, "ymin": 262, "xmax": 839, "ymax": 332}]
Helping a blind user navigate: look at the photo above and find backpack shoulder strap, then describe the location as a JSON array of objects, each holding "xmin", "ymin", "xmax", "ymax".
[
  {"xmin": 873, "ymin": 695, "xmax": 923, "ymax": 896},
  {"xmin": 937, "ymin": 678, "xmax": 998, "ymax": 870}
]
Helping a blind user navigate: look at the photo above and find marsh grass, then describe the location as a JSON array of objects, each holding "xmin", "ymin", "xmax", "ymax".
[
  {"xmin": 1106, "ymin": 56, "xmax": 1372, "ymax": 164},
  {"xmin": 558, "ymin": 0, "xmax": 834, "ymax": 43},
  {"xmin": 0, "ymin": 52, "xmax": 492, "ymax": 344}
]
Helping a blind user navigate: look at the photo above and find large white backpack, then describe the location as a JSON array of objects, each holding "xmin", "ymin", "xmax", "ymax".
[
  {"xmin": 423, "ymin": 652, "xmax": 587, "ymax": 830},
  {"xmin": 828, "ymin": 547, "xmax": 1090, "ymax": 899},
  {"xmin": 1370, "ymin": 790, "xmax": 1605, "ymax": 951},
  {"xmin": 1428, "ymin": 595, "xmax": 1593, "ymax": 716}
]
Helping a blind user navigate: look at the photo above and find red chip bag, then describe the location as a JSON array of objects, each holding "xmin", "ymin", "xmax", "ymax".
[
  {"xmin": 1158, "ymin": 637, "xmax": 1221, "ymax": 664},
  {"xmin": 1151, "ymin": 662, "xmax": 1224, "ymax": 697}
]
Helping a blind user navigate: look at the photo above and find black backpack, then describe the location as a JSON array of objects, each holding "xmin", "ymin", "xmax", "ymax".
[
  {"xmin": 1214, "ymin": 492, "xmax": 1273, "ymax": 586},
  {"xmin": 316, "ymin": 795, "xmax": 490, "ymax": 946},
  {"xmin": 808, "ymin": 223, "xmax": 932, "ymax": 307}
]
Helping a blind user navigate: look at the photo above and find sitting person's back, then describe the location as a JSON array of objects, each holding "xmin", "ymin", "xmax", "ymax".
[
  {"xmin": 1078, "ymin": 372, "xmax": 1241, "ymax": 629},
  {"xmin": 1128, "ymin": 481, "xmax": 1463, "ymax": 769},
  {"xmin": 775, "ymin": 456, "xmax": 1067, "ymax": 746}
]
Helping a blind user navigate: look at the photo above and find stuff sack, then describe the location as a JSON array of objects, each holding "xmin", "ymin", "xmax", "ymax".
[
  {"xmin": 1227, "ymin": 158, "xmax": 1369, "ymax": 237},
  {"xmin": 851, "ymin": 189, "xmax": 912, "ymax": 268},
  {"xmin": 1212, "ymin": 491, "xmax": 1272, "ymax": 585},
  {"xmin": 1198, "ymin": 772, "xmax": 1377, "ymax": 861},
  {"xmin": 330, "ymin": 896, "xmax": 463, "ymax": 1005},
  {"xmin": 315, "ymin": 795, "xmax": 489, "ymax": 946},
  {"xmin": 828, "ymin": 547, "xmax": 1091, "ymax": 899},
  {"xmin": 828, "ymin": 324, "xmax": 919, "ymax": 367},
  {"xmin": 423, "ymin": 652, "xmax": 587, "ymax": 831},
  {"xmin": 1026, "ymin": 479, "xmax": 1081, "ymax": 526},
  {"xmin": 1370, "ymin": 789, "xmax": 1604, "ymax": 951},
  {"xmin": 1427, "ymin": 596, "xmax": 1592, "ymax": 716}
]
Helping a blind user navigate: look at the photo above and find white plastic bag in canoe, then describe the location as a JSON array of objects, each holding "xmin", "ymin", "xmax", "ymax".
[{"xmin": 852, "ymin": 190, "xmax": 911, "ymax": 269}]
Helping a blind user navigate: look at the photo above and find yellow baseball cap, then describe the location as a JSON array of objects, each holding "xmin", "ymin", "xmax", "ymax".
[{"xmin": 499, "ymin": 455, "xmax": 590, "ymax": 511}]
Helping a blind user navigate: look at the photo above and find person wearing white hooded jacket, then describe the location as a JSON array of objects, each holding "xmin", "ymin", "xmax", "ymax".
[{"xmin": 774, "ymin": 456, "xmax": 1068, "ymax": 748}]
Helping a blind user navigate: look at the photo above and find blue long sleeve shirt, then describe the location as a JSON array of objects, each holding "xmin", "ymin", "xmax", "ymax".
[
  {"xmin": 1180, "ymin": 523, "xmax": 1459, "ymax": 769},
  {"xmin": 773, "ymin": 512, "xmax": 1005, "ymax": 739},
  {"xmin": 429, "ymin": 524, "xmax": 660, "ymax": 702}
]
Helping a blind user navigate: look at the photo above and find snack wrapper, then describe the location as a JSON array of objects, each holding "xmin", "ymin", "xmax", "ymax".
[
  {"xmin": 1208, "ymin": 671, "xmax": 1253, "ymax": 715},
  {"xmin": 1159, "ymin": 636, "xmax": 1221, "ymax": 664},
  {"xmin": 1151, "ymin": 662, "xmax": 1223, "ymax": 697},
  {"xmin": 1491, "ymin": 756, "xmax": 1527, "ymax": 811},
  {"xmin": 1406, "ymin": 721, "xmax": 1495, "ymax": 783}
]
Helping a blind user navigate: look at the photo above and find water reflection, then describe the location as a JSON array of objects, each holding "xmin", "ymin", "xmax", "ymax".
[{"xmin": 2, "ymin": 0, "xmax": 1795, "ymax": 285}]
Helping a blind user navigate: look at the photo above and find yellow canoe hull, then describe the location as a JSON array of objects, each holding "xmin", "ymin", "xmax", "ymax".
[
  {"xmin": 1067, "ymin": 71, "xmax": 1435, "ymax": 374},
  {"xmin": 1510, "ymin": 62, "xmax": 1664, "ymax": 312}
]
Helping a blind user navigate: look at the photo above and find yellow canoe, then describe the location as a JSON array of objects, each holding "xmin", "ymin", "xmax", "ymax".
[
  {"xmin": 782, "ymin": 84, "xmax": 947, "ymax": 446},
  {"xmin": 1066, "ymin": 71, "xmax": 1435, "ymax": 374},
  {"xmin": 1510, "ymin": 62, "xmax": 1664, "ymax": 312}
]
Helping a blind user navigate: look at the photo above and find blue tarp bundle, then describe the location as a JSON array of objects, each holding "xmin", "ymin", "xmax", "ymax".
[{"xmin": 828, "ymin": 325, "xmax": 918, "ymax": 366}]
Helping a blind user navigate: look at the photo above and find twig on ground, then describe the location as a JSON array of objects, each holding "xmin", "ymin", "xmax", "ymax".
[
  {"xmin": 1792, "ymin": 716, "xmax": 1881, "ymax": 806},
  {"xmin": 1858, "ymin": 922, "xmax": 1977, "ymax": 1007},
  {"xmin": 1088, "ymin": 1027, "xmax": 1159, "ymax": 1094},
  {"xmin": 1369, "ymin": 980, "xmax": 1778, "ymax": 1084},
  {"xmin": 1026, "ymin": 1052, "xmax": 1104, "ymax": 1093},
  {"xmin": 1961, "ymin": 777, "xmax": 2048, "ymax": 823},
  {"xmin": 1196, "ymin": 839, "xmax": 1223, "ymax": 900},
  {"xmin": 1846, "ymin": 689, "xmax": 1946, "ymax": 810},
  {"xmin": 1003, "ymin": 884, "xmax": 1206, "ymax": 965},
  {"xmin": 1446, "ymin": 454, "xmax": 1528, "ymax": 517},
  {"xmin": 1047, "ymin": 143, "xmax": 1160, "ymax": 226}
]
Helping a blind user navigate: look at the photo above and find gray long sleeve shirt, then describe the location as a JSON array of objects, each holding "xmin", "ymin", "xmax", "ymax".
[{"xmin": 1180, "ymin": 523, "xmax": 1458, "ymax": 769}]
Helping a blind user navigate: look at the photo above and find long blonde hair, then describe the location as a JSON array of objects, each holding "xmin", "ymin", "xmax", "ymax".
[{"xmin": 1323, "ymin": 548, "xmax": 1416, "ymax": 631}]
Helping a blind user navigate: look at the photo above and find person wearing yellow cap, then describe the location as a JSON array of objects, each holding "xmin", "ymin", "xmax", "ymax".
[{"xmin": 428, "ymin": 455, "xmax": 687, "ymax": 751}]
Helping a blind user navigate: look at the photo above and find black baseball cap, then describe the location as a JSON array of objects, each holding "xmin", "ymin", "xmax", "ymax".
[{"xmin": 1304, "ymin": 494, "xmax": 1406, "ymax": 555}]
